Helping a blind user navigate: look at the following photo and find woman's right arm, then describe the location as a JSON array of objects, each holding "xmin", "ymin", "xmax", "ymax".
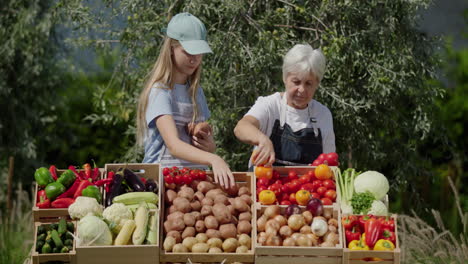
[
  {"xmin": 156, "ymin": 115, "xmax": 235, "ymax": 188},
  {"xmin": 234, "ymin": 116, "xmax": 275, "ymax": 166}
]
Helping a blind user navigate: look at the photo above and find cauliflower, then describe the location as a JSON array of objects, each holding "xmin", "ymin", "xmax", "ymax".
[
  {"xmin": 103, "ymin": 203, "xmax": 133, "ymax": 234},
  {"xmin": 368, "ymin": 200, "xmax": 388, "ymax": 216},
  {"xmin": 68, "ymin": 196, "xmax": 103, "ymax": 219}
]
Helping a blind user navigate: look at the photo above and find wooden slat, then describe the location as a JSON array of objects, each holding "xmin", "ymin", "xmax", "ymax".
[{"xmin": 256, "ymin": 256, "xmax": 342, "ymax": 264}]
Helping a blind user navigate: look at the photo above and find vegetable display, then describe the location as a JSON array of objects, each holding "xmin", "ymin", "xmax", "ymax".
[{"xmin": 35, "ymin": 218, "xmax": 74, "ymax": 254}]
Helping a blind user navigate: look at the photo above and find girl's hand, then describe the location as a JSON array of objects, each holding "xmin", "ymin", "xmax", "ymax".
[
  {"xmin": 210, "ymin": 156, "xmax": 235, "ymax": 188},
  {"xmin": 192, "ymin": 130, "xmax": 216, "ymax": 153},
  {"xmin": 251, "ymin": 135, "xmax": 275, "ymax": 167}
]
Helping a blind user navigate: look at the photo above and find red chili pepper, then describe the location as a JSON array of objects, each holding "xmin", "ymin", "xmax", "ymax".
[
  {"xmin": 382, "ymin": 217, "xmax": 395, "ymax": 231},
  {"xmin": 49, "ymin": 165, "xmax": 58, "ymax": 180},
  {"xmin": 51, "ymin": 198, "xmax": 75, "ymax": 208},
  {"xmin": 36, "ymin": 190, "xmax": 51, "ymax": 208},
  {"xmin": 57, "ymin": 178, "xmax": 81, "ymax": 199},
  {"xmin": 345, "ymin": 226, "xmax": 361, "ymax": 246},
  {"xmin": 83, "ymin": 163, "xmax": 92, "ymax": 179},
  {"xmin": 365, "ymin": 217, "xmax": 382, "ymax": 248},
  {"xmin": 68, "ymin": 165, "xmax": 83, "ymax": 180},
  {"xmin": 342, "ymin": 215, "xmax": 358, "ymax": 230},
  {"xmin": 105, "ymin": 171, "xmax": 115, "ymax": 193},
  {"xmin": 94, "ymin": 178, "xmax": 112, "ymax": 186},
  {"xmin": 140, "ymin": 177, "xmax": 147, "ymax": 184},
  {"xmin": 359, "ymin": 214, "xmax": 373, "ymax": 230},
  {"xmin": 381, "ymin": 228, "xmax": 396, "ymax": 245},
  {"xmin": 92, "ymin": 167, "xmax": 100, "ymax": 181},
  {"xmin": 73, "ymin": 180, "xmax": 93, "ymax": 198}
]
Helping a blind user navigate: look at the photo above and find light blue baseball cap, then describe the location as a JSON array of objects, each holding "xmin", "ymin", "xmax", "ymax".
[{"xmin": 164, "ymin": 12, "xmax": 213, "ymax": 55}]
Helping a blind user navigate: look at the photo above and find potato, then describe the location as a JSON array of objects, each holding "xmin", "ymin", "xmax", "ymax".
[
  {"xmin": 195, "ymin": 233, "xmax": 208, "ymax": 243},
  {"xmin": 168, "ymin": 205, "xmax": 178, "ymax": 214},
  {"xmin": 201, "ymin": 197, "xmax": 214, "ymax": 206},
  {"xmin": 204, "ymin": 215, "xmax": 219, "ymax": 229},
  {"xmin": 195, "ymin": 220, "xmax": 206, "ymax": 233},
  {"xmin": 237, "ymin": 234, "xmax": 251, "ymax": 249},
  {"xmin": 166, "ymin": 231, "xmax": 182, "ymax": 243},
  {"xmin": 227, "ymin": 205, "xmax": 236, "ymax": 215},
  {"xmin": 237, "ymin": 221, "xmax": 252, "ymax": 234},
  {"xmin": 208, "ymin": 247, "xmax": 222, "ymax": 253},
  {"xmin": 212, "ymin": 203, "xmax": 231, "ymax": 224},
  {"xmin": 236, "ymin": 245, "xmax": 249, "ymax": 253},
  {"xmin": 239, "ymin": 212, "xmax": 252, "ymax": 221},
  {"xmin": 205, "ymin": 189, "xmax": 225, "ymax": 200},
  {"xmin": 164, "ymin": 218, "xmax": 185, "ymax": 232},
  {"xmin": 206, "ymin": 229, "xmax": 222, "ymax": 239},
  {"xmin": 222, "ymin": 238, "xmax": 238, "ymax": 252},
  {"xmin": 223, "ymin": 184, "xmax": 239, "ymax": 196},
  {"xmin": 239, "ymin": 194, "xmax": 252, "ymax": 205},
  {"xmin": 184, "ymin": 213, "xmax": 196, "ymax": 227},
  {"xmin": 264, "ymin": 205, "xmax": 280, "ymax": 219},
  {"xmin": 178, "ymin": 187, "xmax": 194, "ymax": 201},
  {"xmin": 233, "ymin": 197, "xmax": 249, "ymax": 212},
  {"xmin": 194, "ymin": 191, "xmax": 204, "ymax": 202},
  {"xmin": 167, "ymin": 211, "xmax": 184, "ymax": 221},
  {"xmin": 207, "ymin": 237, "xmax": 223, "ymax": 248},
  {"xmin": 214, "ymin": 195, "xmax": 229, "ymax": 205},
  {"xmin": 190, "ymin": 200, "xmax": 202, "ymax": 211},
  {"xmin": 173, "ymin": 197, "xmax": 191, "ymax": 213},
  {"xmin": 182, "ymin": 237, "xmax": 198, "ymax": 251},
  {"xmin": 191, "ymin": 243, "xmax": 209, "ymax": 253},
  {"xmin": 191, "ymin": 211, "xmax": 202, "ymax": 221},
  {"xmin": 197, "ymin": 181, "xmax": 215, "ymax": 193},
  {"xmin": 219, "ymin": 223, "xmax": 237, "ymax": 239},
  {"xmin": 257, "ymin": 215, "xmax": 267, "ymax": 232},
  {"xmin": 163, "ymin": 236, "xmax": 176, "ymax": 252},
  {"xmin": 238, "ymin": 186, "xmax": 251, "ymax": 196},
  {"xmin": 181, "ymin": 227, "xmax": 196, "ymax": 239},
  {"xmin": 172, "ymin": 243, "xmax": 188, "ymax": 253},
  {"xmin": 165, "ymin": 189, "xmax": 177, "ymax": 203},
  {"xmin": 201, "ymin": 205, "xmax": 213, "ymax": 216}
]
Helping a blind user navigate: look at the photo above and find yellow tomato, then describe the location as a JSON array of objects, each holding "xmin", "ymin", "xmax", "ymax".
[
  {"xmin": 295, "ymin": 190, "xmax": 311, "ymax": 206},
  {"xmin": 315, "ymin": 164, "xmax": 333, "ymax": 180},
  {"xmin": 259, "ymin": 190, "xmax": 276, "ymax": 205},
  {"xmin": 255, "ymin": 166, "xmax": 273, "ymax": 180}
]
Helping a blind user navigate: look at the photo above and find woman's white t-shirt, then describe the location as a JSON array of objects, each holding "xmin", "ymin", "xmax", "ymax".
[{"xmin": 245, "ymin": 92, "xmax": 336, "ymax": 154}]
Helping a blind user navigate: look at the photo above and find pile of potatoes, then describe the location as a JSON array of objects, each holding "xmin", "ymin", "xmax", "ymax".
[
  {"xmin": 257, "ymin": 205, "xmax": 340, "ymax": 247},
  {"xmin": 163, "ymin": 181, "xmax": 253, "ymax": 253}
]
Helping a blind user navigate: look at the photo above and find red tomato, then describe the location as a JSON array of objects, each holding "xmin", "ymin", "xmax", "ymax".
[
  {"xmin": 317, "ymin": 186, "xmax": 327, "ymax": 197},
  {"xmin": 300, "ymin": 183, "xmax": 315, "ymax": 193},
  {"xmin": 256, "ymin": 186, "xmax": 267, "ymax": 197},
  {"xmin": 281, "ymin": 184, "xmax": 291, "ymax": 194},
  {"xmin": 182, "ymin": 175, "xmax": 192, "ymax": 185},
  {"xmin": 172, "ymin": 166, "xmax": 179, "ymax": 171},
  {"xmin": 180, "ymin": 167, "xmax": 189, "ymax": 174},
  {"xmin": 307, "ymin": 170, "xmax": 316, "ymax": 180},
  {"xmin": 323, "ymin": 180, "xmax": 336, "ymax": 190},
  {"xmin": 268, "ymin": 183, "xmax": 282, "ymax": 196},
  {"xmin": 312, "ymin": 180, "xmax": 323, "ymax": 190},
  {"xmin": 325, "ymin": 152, "xmax": 339, "ymax": 166},
  {"xmin": 317, "ymin": 153, "xmax": 326, "ymax": 162},
  {"xmin": 299, "ymin": 174, "xmax": 311, "ymax": 185},
  {"xmin": 312, "ymin": 159, "xmax": 322, "ymax": 166},
  {"xmin": 279, "ymin": 193, "xmax": 289, "ymax": 202},
  {"xmin": 272, "ymin": 170, "xmax": 280, "ymax": 181},
  {"xmin": 289, "ymin": 193, "xmax": 297, "ymax": 204},
  {"xmin": 321, "ymin": 197, "xmax": 333, "ymax": 205},
  {"xmin": 164, "ymin": 175, "xmax": 174, "ymax": 184},
  {"xmin": 162, "ymin": 167, "xmax": 171, "ymax": 176},
  {"xmin": 324, "ymin": 189, "xmax": 337, "ymax": 201},
  {"xmin": 290, "ymin": 179, "xmax": 301, "ymax": 192},
  {"xmin": 288, "ymin": 170, "xmax": 298, "ymax": 181},
  {"xmin": 311, "ymin": 192, "xmax": 321, "ymax": 199},
  {"xmin": 257, "ymin": 177, "xmax": 269, "ymax": 187},
  {"xmin": 274, "ymin": 180, "xmax": 282, "ymax": 186},
  {"xmin": 280, "ymin": 200, "xmax": 292, "ymax": 205},
  {"xmin": 198, "ymin": 170, "xmax": 207, "ymax": 181},
  {"xmin": 174, "ymin": 175, "xmax": 184, "ymax": 185}
]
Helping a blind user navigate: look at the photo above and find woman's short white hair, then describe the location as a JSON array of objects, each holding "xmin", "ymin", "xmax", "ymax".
[{"xmin": 282, "ymin": 44, "xmax": 326, "ymax": 82}]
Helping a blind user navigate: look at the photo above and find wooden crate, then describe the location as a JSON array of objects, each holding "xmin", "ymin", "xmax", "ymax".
[
  {"xmin": 76, "ymin": 163, "xmax": 161, "ymax": 264},
  {"xmin": 31, "ymin": 220, "xmax": 77, "ymax": 264},
  {"xmin": 32, "ymin": 168, "xmax": 104, "ymax": 222},
  {"xmin": 342, "ymin": 214, "xmax": 400, "ymax": 264},
  {"xmin": 159, "ymin": 171, "xmax": 255, "ymax": 264},
  {"xmin": 255, "ymin": 203, "xmax": 343, "ymax": 264}
]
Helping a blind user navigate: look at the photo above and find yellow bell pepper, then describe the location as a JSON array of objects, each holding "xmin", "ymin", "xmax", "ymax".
[
  {"xmin": 348, "ymin": 240, "xmax": 370, "ymax": 250},
  {"xmin": 374, "ymin": 239, "xmax": 395, "ymax": 251}
]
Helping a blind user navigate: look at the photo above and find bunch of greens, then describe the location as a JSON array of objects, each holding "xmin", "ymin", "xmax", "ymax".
[{"xmin": 350, "ymin": 191, "xmax": 376, "ymax": 214}]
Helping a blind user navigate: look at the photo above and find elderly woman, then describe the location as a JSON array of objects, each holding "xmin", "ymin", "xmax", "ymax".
[{"xmin": 234, "ymin": 44, "xmax": 335, "ymax": 167}]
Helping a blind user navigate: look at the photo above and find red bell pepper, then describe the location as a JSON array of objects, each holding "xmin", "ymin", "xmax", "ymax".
[
  {"xmin": 49, "ymin": 165, "xmax": 58, "ymax": 180},
  {"xmin": 73, "ymin": 180, "xmax": 93, "ymax": 198},
  {"xmin": 51, "ymin": 198, "xmax": 75, "ymax": 208},
  {"xmin": 57, "ymin": 178, "xmax": 81, "ymax": 199},
  {"xmin": 342, "ymin": 215, "xmax": 358, "ymax": 230},
  {"xmin": 359, "ymin": 214, "xmax": 373, "ymax": 230},
  {"xmin": 365, "ymin": 217, "xmax": 382, "ymax": 248},
  {"xmin": 381, "ymin": 228, "xmax": 396, "ymax": 245},
  {"xmin": 345, "ymin": 226, "xmax": 361, "ymax": 246},
  {"xmin": 36, "ymin": 190, "xmax": 51, "ymax": 208},
  {"xmin": 382, "ymin": 217, "xmax": 395, "ymax": 231}
]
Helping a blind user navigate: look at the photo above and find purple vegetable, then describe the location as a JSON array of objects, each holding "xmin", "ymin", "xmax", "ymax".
[
  {"xmin": 285, "ymin": 204, "xmax": 302, "ymax": 217},
  {"xmin": 306, "ymin": 198, "xmax": 324, "ymax": 216}
]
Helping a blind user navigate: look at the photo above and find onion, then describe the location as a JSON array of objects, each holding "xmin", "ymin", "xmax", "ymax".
[
  {"xmin": 257, "ymin": 215, "xmax": 267, "ymax": 232},
  {"xmin": 306, "ymin": 198, "xmax": 323, "ymax": 216},
  {"xmin": 283, "ymin": 237, "xmax": 295, "ymax": 247},
  {"xmin": 265, "ymin": 235, "xmax": 282, "ymax": 246},
  {"xmin": 288, "ymin": 214, "xmax": 306, "ymax": 231},
  {"xmin": 285, "ymin": 204, "xmax": 302, "ymax": 217}
]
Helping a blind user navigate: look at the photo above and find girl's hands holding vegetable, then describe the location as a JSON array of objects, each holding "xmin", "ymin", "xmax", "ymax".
[
  {"xmin": 192, "ymin": 130, "xmax": 216, "ymax": 153},
  {"xmin": 251, "ymin": 134, "xmax": 275, "ymax": 167},
  {"xmin": 210, "ymin": 156, "xmax": 235, "ymax": 189}
]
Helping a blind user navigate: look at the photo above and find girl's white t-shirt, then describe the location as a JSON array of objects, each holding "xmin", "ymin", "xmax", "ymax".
[{"xmin": 245, "ymin": 92, "xmax": 336, "ymax": 154}]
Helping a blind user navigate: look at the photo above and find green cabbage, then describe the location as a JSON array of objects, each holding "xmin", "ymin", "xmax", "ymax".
[
  {"xmin": 353, "ymin": 171, "xmax": 389, "ymax": 200},
  {"xmin": 77, "ymin": 214, "xmax": 112, "ymax": 246}
]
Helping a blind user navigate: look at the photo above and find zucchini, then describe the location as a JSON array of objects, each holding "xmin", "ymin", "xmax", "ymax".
[{"xmin": 113, "ymin": 192, "xmax": 158, "ymax": 205}]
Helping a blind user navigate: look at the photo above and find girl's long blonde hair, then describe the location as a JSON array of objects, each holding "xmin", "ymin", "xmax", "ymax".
[{"xmin": 136, "ymin": 37, "xmax": 202, "ymax": 146}]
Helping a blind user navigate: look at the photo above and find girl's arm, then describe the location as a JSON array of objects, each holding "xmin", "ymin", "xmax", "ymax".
[
  {"xmin": 156, "ymin": 115, "xmax": 235, "ymax": 188},
  {"xmin": 234, "ymin": 115, "xmax": 275, "ymax": 166}
]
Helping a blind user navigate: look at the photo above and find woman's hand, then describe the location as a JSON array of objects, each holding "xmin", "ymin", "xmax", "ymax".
[
  {"xmin": 192, "ymin": 130, "xmax": 216, "ymax": 153},
  {"xmin": 210, "ymin": 156, "xmax": 235, "ymax": 188},
  {"xmin": 251, "ymin": 134, "xmax": 275, "ymax": 167}
]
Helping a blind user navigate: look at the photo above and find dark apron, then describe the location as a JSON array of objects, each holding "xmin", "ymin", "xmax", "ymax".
[{"xmin": 270, "ymin": 95, "xmax": 323, "ymax": 166}]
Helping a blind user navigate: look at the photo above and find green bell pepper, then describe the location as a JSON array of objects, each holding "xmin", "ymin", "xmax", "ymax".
[
  {"xmin": 57, "ymin": 170, "xmax": 76, "ymax": 188},
  {"xmin": 81, "ymin": 185, "xmax": 102, "ymax": 203},
  {"xmin": 45, "ymin": 182, "xmax": 66, "ymax": 200},
  {"xmin": 34, "ymin": 167, "xmax": 54, "ymax": 188}
]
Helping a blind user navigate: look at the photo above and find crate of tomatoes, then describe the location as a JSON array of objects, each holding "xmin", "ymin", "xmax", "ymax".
[{"xmin": 342, "ymin": 214, "xmax": 400, "ymax": 264}]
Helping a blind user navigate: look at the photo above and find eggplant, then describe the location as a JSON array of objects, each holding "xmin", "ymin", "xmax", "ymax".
[
  {"xmin": 145, "ymin": 179, "xmax": 158, "ymax": 194},
  {"xmin": 105, "ymin": 170, "xmax": 123, "ymax": 207},
  {"xmin": 123, "ymin": 168, "xmax": 145, "ymax": 192}
]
